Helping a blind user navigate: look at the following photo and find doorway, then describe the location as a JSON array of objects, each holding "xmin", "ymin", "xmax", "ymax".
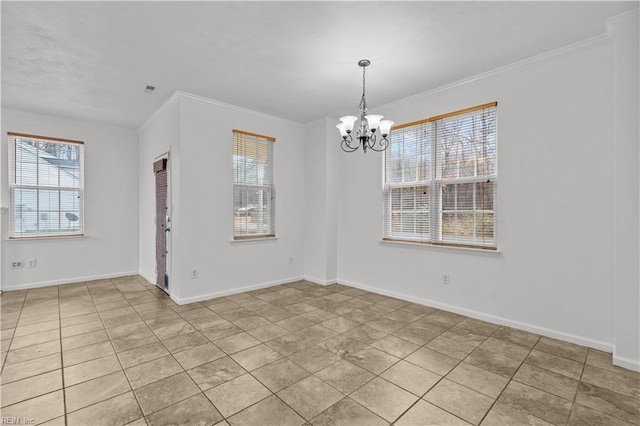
[{"xmin": 153, "ymin": 154, "xmax": 170, "ymax": 293}]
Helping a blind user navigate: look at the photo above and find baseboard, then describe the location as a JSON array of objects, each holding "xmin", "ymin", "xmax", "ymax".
[
  {"xmin": 1, "ymin": 271, "xmax": 140, "ymax": 291},
  {"xmin": 303, "ymin": 275, "xmax": 337, "ymax": 286},
  {"xmin": 171, "ymin": 275, "xmax": 305, "ymax": 305},
  {"xmin": 612, "ymin": 353, "xmax": 640, "ymax": 372},
  {"xmin": 139, "ymin": 271, "xmax": 155, "ymax": 287},
  {"xmin": 338, "ymin": 278, "xmax": 614, "ymax": 353}
]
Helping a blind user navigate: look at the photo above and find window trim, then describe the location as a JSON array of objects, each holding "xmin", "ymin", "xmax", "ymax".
[
  {"xmin": 232, "ymin": 129, "xmax": 276, "ymax": 142},
  {"xmin": 230, "ymin": 236, "xmax": 277, "ymax": 243},
  {"xmin": 383, "ymin": 102, "xmax": 498, "ymax": 250},
  {"xmin": 8, "ymin": 132, "xmax": 85, "ymax": 239},
  {"xmin": 8, "ymin": 132, "xmax": 84, "ymax": 145},
  {"xmin": 379, "ymin": 238, "xmax": 502, "ymax": 256},
  {"xmin": 8, "ymin": 234, "xmax": 86, "ymax": 241},
  {"xmin": 392, "ymin": 102, "xmax": 498, "ymax": 131},
  {"xmin": 232, "ymin": 129, "xmax": 276, "ymax": 241}
]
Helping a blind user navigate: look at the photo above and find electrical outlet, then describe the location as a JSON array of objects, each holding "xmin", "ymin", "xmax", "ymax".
[
  {"xmin": 27, "ymin": 259, "xmax": 37, "ymax": 268},
  {"xmin": 11, "ymin": 260, "xmax": 23, "ymax": 269},
  {"xmin": 288, "ymin": 257, "xmax": 294, "ymax": 265},
  {"xmin": 191, "ymin": 268, "xmax": 199, "ymax": 279},
  {"xmin": 442, "ymin": 274, "xmax": 450, "ymax": 285}
]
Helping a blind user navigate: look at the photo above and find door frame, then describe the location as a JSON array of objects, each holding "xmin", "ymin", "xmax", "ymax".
[{"xmin": 154, "ymin": 151, "xmax": 171, "ymax": 294}]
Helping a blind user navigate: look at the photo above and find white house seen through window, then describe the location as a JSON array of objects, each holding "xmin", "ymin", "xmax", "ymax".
[
  {"xmin": 233, "ymin": 129, "xmax": 275, "ymax": 239},
  {"xmin": 8, "ymin": 132, "xmax": 84, "ymax": 238},
  {"xmin": 383, "ymin": 103, "xmax": 498, "ymax": 250}
]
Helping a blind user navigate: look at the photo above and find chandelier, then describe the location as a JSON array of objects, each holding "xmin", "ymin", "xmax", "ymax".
[{"xmin": 336, "ymin": 59, "xmax": 394, "ymax": 153}]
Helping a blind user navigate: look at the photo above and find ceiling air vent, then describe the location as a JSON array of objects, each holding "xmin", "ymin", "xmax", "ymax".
[{"xmin": 143, "ymin": 84, "xmax": 156, "ymax": 94}]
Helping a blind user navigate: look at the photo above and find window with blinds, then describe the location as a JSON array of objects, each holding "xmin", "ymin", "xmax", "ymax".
[
  {"xmin": 383, "ymin": 103, "xmax": 498, "ymax": 250},
  {"xmin": 8, "ymin": 132, "xmax": 85, "ymax": 238},
  {"xmin": 233, "ymin": 129, "xmax": 275, "ymax": 239}
]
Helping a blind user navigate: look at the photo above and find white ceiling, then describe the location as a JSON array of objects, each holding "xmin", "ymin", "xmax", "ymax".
[{"xmin": 2, "ymin": 1, "xmax": 636, "ymax": 129}]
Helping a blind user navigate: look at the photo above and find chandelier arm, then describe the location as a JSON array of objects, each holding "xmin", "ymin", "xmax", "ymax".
[
  {"xmin": 365, "ymin": 133, "xmax": 377, "ymax": 151},
  {"xmin": 341, "ymin": 135, "xmax": 359, "ymax": 153},
  {"xmin": 367, "ymin": 134, "xmax": 390, "ymax": 152}
]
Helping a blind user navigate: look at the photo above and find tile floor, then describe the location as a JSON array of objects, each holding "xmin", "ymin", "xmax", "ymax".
[{"xmin": 1, "ymin": 276, "xmax": 639, "ymax": 426}]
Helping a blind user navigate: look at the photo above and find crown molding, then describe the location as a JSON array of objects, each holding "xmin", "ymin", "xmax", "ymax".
[
  {"xmin": 138, "ymin": 90, "xmax": 303, "ymax": 134},
  {"xmin": 175, "ymin": 91, "xmax": 304, "ymax": 126},
  {"xmin": 606, "ymin": 8, "xmax": 640, "ymax": 41},
  {"xmin": 137, "ymin": 91, "xmax": 182, "ymax": 134},
  {"xmin": 375, "ymin": 33, "xmax": 612, "ymax": 113}
]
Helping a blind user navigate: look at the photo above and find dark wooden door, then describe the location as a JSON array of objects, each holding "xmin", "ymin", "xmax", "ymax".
[{"xmin": 153, "ymin": 158, "xmax": 169, "ymax": 292}]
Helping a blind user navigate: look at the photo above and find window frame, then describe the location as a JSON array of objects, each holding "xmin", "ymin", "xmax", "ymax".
[
  {"xmin": 232, "ymin": 129, "xmax": 276, "ymax": 241},
  {"xmin": 8, "ymin": 132, "xmax": 85, "ymax": 239},
  {"xmin": 383, "ymin": 103, "xmax": 498, "ymax": 250}
]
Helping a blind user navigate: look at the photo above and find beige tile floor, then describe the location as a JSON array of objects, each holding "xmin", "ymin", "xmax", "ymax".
[{"xmin": 1, "ymin": 276, "xmax": 639, "ymax": 426}]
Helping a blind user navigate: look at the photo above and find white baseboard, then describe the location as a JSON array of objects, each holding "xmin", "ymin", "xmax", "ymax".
[
  {"xmin": 170, "ymin": 275, "xmax": 305, "ymax": 305},
  {"xmin": 139, "ymin": 271, "xmax": 155, "ymax": 286},
  {"xmin": 612, "ymin": 353, "xmax": 640, "ymax": 372},
  {"xmin": 338, "ymin": 278, "xmax": 614, "ymax": 353},
  {"xmin": 1, "ymin": 271, "xmax": 139, "ymax": 291},
  {"xmin": 303, "ymin": 275, "xmax": 337, "ymax": 286}
]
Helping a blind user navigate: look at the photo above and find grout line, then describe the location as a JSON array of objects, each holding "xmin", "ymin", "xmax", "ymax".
[
  {"xmin": 0, "ymin": 289, "xmax": 66, "ymax": 424},
  {"xmin": 202, "ymin": 283, "xmax": 355, "ymax": 423},
  {"xmin": 241, "ymin": 297, "xmax": 431, "ymax": 423},
  {"xmin": 132, "ymin": 286, "xmax": 236, "ymax": 421},
  {"xmin": 388, "ymin": 319, "xmax": 476, "ymax": 424},
  {"xmin": 85, "ymin": 279, "xmax": 151, "ymax": 422},
  {"xmin": 242, "ymin": 370, "xmax": 308, "ymax": 422},
  {"xmin": 54, "ymin": 286, "xmax": 68, "ymax": 426},
  {"xmin": 62, "ymin": 318, "xmax": 157, "ymax": 414},
  {"xmin": 474, "ymin": 333, "xmax": 542, "ymax": 425},
  {"xmin": 0, "ymin": 291, "xmax": 28, "ymax": 372},
  {"xmin": 197, "ymin": 287, "xmax": 302, "ymax": 421},
  {"xmin": 565, "ymin": 349, "xmax": 590, "ymax": 423},
  {"xmin": 229, "ymin": 282, "xmax": 460, "ymax": 420}
]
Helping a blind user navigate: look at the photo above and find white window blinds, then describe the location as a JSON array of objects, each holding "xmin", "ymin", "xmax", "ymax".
[
  {"xmin": 383, "ymin": 103, "xmax": 498, "ymax": 250},
  {"xmin": 8, "ymin": 132, "xmax": 85, "ymax": 238},
  {"xmin": 233, "ymin": 129, "xmax": 275, "ymax": 239}
]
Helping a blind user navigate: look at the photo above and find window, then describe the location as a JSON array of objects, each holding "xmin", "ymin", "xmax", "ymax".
[
  {"xmin": 233, "ymin": 129, "xmax": 275, "ymax": 239},
  {"xmin": 383, "ymin": 103, "xmax": 497, "ymax": 250},
  {"xmin": 8, "ymin": 132, "xmax": 84, "ymax": 238}
]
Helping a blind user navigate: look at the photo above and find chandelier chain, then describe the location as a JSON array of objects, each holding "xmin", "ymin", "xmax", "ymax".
[
  {"xmin": 362, "ymin": 65, "xmax": 366, "ymax": 100},
  {"xmin": 359, "ymin": 66, "xmax": 367, "ymax": 111}
]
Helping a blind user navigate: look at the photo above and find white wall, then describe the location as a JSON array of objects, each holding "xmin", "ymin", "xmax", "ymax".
[
  {"xmin": 610, "ymin": 10, "xmax": 640, "ymax": 371},
  {"xmin": 326, "ymin": 119, "xmax": 339, "ymax": 284},
  {"xmin": 138, "ymin": 93, "xmax": 306, "ymax": 303},
  {"xmin": 303, "ymin": 118, "xmax": 338, "ymax": 285},
  {"xmin": 303, "ymin": 119, "xmax": 329, "ymax": 283},
  {"xmin": 1, "ymin": 109, "xmax": 139, "ymax": 289},
  {"xmin": 335, "ymin": 38, "xmax": 620, "ymax": 353}
]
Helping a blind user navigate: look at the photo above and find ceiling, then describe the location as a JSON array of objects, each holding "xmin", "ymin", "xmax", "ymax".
[{"xmin": 2, "ymin": 1, "xmax": 636, "ymax": 129}]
